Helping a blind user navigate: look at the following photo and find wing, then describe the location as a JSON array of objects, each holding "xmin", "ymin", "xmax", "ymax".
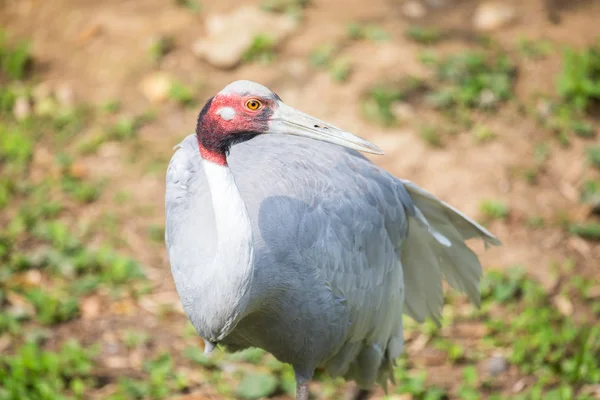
[{"xmin": 399, "ymin": 180, "xmax": 501, "ymax": 325}]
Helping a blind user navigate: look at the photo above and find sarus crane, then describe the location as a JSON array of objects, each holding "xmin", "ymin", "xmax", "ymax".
[{"xmin": 165, "ymin": 80, "xmax": 500, "ymax": 400}]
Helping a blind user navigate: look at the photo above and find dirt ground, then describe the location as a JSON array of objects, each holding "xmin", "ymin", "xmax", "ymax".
[{"xmin": 1, "ymin": 0, "xmax": 599, "ymax": 399}]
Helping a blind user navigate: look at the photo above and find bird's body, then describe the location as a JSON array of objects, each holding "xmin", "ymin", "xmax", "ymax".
[{"xmin": 165, "ymin": 80, "xmax": 500, "ymax": 399}]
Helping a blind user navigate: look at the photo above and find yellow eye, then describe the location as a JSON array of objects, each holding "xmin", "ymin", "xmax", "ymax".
[{"xmin": 245, "ymin": 99, "xmax": 262, "ymax": 111}]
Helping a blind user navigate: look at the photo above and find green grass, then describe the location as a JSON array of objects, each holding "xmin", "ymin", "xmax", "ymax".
[
  {"xmin": 346, "ymin": 22, "xmax": 390, "ymax": 42},
  {"xmin": 516, "ymin": 38, "xmax": 553, "ymax": 60},
  {"xmin": 168, "ymin": 81, "xmax": 196, "ymax": 107},
  {"xmin": 423, "ymin": 51, "xmax": 516, "ymax": 111},
  {"xmin": 174, "ymin": 0, "xmax": 202, "ymax": 13},
  {"xmin": 405, "ymin": 25, "xmax": 442, "ymax": 45},
  {"xmin": 480, "ymin": 199, "xmax": 510, "ymax": 221},
  {"xmin": 586, "ymin": 146, "xmax": 600, "ymax": 169},
  {"xmin": 242, "ymin": 34, "xmax": 277, "ymax": 64},
  {"xmin": 309, "ymin": 45, "xmax": 352, "ymax": 82},
  {"xmin": 0, "ymin": 340, "xmax": 97, "ymax": 400},
  {"xmin": 557, "ymin": 45, "xmax": 600, "ymax": 112},
  {"xmin": 361, "ymin": 77, "xmax": 425, "ymax": 126},
  {"xmin": 569, "ymin": 222, "xmax": 600, "ymax": 241},
  {"xmin": 418, "ymin": 125, "xmax": 444, "ymax": 148},
  {"xmin": 148, "ymin": 36, "xmax": 174, "ymax": 66},
  {"xmin": 261, "ymin": 0, "xmax": 309, "ymax": 19},
  {"xmin": 2, "ymin": 26, "xmax": 600, "ymax": 400},
  {"xmin": 0, "ymin": 31, "xmax": 31, "ymax": 80}
]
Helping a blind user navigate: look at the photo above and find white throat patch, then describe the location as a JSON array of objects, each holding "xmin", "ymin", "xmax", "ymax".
[{"xmin": 216, "ymin": 107, "xmax": 236, "ymax": 121}]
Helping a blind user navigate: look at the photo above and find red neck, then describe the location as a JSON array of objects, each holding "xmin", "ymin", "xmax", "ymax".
[{"xmin": 197, "ymin": 136, "xmax": 227, "ymax": 166}]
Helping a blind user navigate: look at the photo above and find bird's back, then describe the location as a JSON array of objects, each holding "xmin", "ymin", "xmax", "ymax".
[{"xmin": 165, "ymin": 134, "xmax": 499, "ymax": 388}]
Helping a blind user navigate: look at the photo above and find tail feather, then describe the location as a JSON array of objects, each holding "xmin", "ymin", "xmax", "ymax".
[{"xmin": 399, "ymin": 180, "xmax": 501, "ymax": 324}]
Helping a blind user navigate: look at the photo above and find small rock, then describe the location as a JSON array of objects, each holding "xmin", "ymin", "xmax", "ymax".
[
  {"xmin": 392, "ymin": 102, "xmax": 415, "ymax": 121},
  {"xmin": 487, "ymin": 355, "xmax": 508, "ymax": 376},
  {"xmin": 34, "ymin": 97, "xmax": 58, "ymax": 116},
  {"xmin": 139, "ymin": 72, "xmax": 173, "ymax": 103},
  {"xmin": 512, "ymin": 378, "xmax": 527, "ymax": 393},
  {"xmin": 104, "ymin": 356, "xmax": 128, "ymax": 369},
  {"xmin": 69, "ymin": 161, "xmax": 89, "ymax": 179},
  {"xmin": 78, "ymin": 23, "xmax": 102, "ymax": 43},
  {"xmin": 402, "ymin": 1, "xmax": 427, "ymax": 18},
  {"xmin": 0, "ymin": 335, "xmax": 11, "ymax": 353},
  {"xmin": 32, "ymin": 82, "xmax": 53, "ymax": 103},
  {"xmin": 389, "ymin": 394, "xmax": 414, "ymax": 400},
  {"xmin": 13, "ymin": 96, "xmax": 31, "ymax": 120},
  {"xmin": 6, "ymin": 292, "xmax": 35, "ymax": 318},
  {"xmin": 55, "ymin": 83, "xmax": 75, "ymax": 107},
  {"xmin": 81, "ymin": 296, "xmax": 101, "ymax": 319},
  {"xmin": 553, "ymin": 295, "xmax": 573, "ymax": 316},
  {"xmin": 473, "ymin": 2, "xmax": 516, "ymax": 31},
  {"xmin": 193, "ymin": 6, "xmax": 297, "ymax": 69}
]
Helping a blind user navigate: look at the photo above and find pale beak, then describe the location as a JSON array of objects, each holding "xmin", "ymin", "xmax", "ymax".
[{"xmin": 268, "ymin": 102, "xmax": 384, "ymax": 155}]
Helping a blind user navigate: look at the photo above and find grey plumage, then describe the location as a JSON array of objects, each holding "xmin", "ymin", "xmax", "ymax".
[{"xmin": 165, "ymin": 132, "xmax": 500, "ymax": 390}]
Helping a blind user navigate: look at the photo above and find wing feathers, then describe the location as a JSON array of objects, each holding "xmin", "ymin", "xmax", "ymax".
[{"xmin": 399, "ymin": 180, "xmax": 501, "ymax": 323}]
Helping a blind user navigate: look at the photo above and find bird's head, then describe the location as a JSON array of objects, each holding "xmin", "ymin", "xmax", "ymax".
[{"xmin": 195, "ymin": 80, "xmax": 383, "ymax": 165}]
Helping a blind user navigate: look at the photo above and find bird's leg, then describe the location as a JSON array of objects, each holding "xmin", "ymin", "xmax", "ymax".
[
  {"xmin": 352, "ymin": 388, "xmax": 371, "ymax": 400},
  {"xmin": 296, "ymin": 380, "xmax": 309, "ymax": 400},
  {"xmin": 294, "ymin": 368, "xmax": 313, "ymax": 400}
]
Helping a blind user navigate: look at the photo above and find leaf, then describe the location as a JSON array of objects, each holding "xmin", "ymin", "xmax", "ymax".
[{"xmin": 236, "ymin": 372, "xmax": 278, "ymax": 399}]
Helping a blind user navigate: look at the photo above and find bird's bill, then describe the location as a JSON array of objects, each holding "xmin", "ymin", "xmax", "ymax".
[{"xmin": 268, "ymin": 102, "xmax": 384, "ymax": 155}]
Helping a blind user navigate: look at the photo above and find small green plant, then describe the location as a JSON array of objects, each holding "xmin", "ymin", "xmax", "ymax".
[
  {"xmin": 328, "ymin": 57, "xmax": 352, "ymax": 82},
  {"xmin": 24, "ymin": 288, "xmax": 80, "ymax": 325},
  {"xmin": 569, "ymin": 222, "xmax": 600, "ymax": 241},
  {"xmin": 586, "ymin": 146, "xmax": 600, "ymax": 169},
  {"xmin": 261, "ymin": 0, "xmax": 309, "ymax": 18},
  {"xmin": 174, "ymin": 0, "xmax": 202, "ymax": 12},
  {"xmin": 526, "ymin": 215, "xmax": 545, "ymax": 229},
  {"xmin": 580, "ymin": 179, "xmax": 600, "ymax": 204},
  {"xmin": 472, "ymin": 124, "xmax": 496, "ymax": 143},
  {"xmin": 109, "ymin": 353, "xmax": 188, "ymax": 400},
  {"xmin": 242, "ymin": 34, "xmax": 277, "ymax": 64},
  {"xmin": 309, "ymin": 45, "xmax": 352, "ymax": 83},
  {"xmin": 148, "ymin": 36, "xmax": 174, "ymax": 65},
  {"xmin": 0, "ymin": 31, "xmax": 31, "ymax": 80},
  {"xmin": 0, "ymin": 340, "xmax": 96, "ymax": 399},
  {"xmin": 169, "ymin": 81, "xmax": 196, "ymax": 107},
  {"xmin": 419, "ymin": 125, "xmax": 444, "ymax": 148},
  {"xmin": 236, "ymin": 371, "xmax": 278, "ymax": 399},
  {"xmin": 422, "ymin": 51, "xmax": 515, "ymax": 112},
  {"xmin": 123, "ymin": 329, "xmax": 151, "ymax": 348},
  {"xmin": 346, "ymin": 22, "xmax": 390, "ymax": 42},
  {"xmin": 362, "ymin": 78, "xmax": 425, "ymax": 126},
  {"xmin": 557, "ymin": 45, "xmax": 600, "ymax": 112},
  {"xmin": 147, "ymin": 224, "xmax": 165, "ymax": 243},
  {"xmin": 309, "ymin": 44, "xmax": 335, "ymax": 68},
  {"xmin": 516, "ymin": 38, "xmax": 553, "ymax": 60},
  {"xmin": 480, "ymin": 199, "xmax": 509, "ymax": 221},
  {"xmin": 404, "ymin": 25, "xmax": 441, "ymax": 45}
]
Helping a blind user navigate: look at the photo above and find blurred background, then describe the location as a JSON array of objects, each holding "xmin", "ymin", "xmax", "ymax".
[{"xmin": 0, "ymin": 0, "xmax": 599, "ymax": 399}]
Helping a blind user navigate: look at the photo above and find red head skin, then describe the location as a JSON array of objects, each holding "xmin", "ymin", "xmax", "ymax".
[{"xmin": 195, "ymin": 94, "xmax": 277, "ymax": 166}]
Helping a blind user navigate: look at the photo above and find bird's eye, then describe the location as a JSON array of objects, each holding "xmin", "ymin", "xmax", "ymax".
[{"xmin": 245, "ymin": 99, "xmax": 262, "ymax": 111}]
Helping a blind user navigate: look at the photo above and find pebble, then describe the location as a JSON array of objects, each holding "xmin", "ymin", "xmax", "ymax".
[
  {"xmin": 402, "ymin": 1, "xmax": 427, "ymax": 19},
  {"xmin": 473, "ymin": 2, "xmax": 516, "ymax": 31},
  {"xmin": 193, "ymin": 6, "xmax": 298, "ymax": 69},
  {"xmin": 13, "ymin": 96, "xmax": 31, "ymax": 120},
  {"xmin": 32, "ymin": 82, "xmax": 53, "ymax": 103},
  {"xmin": 487, "ymin": 355, "xmax": 508, "ymax": 376},
  {"xmin": 81, "ymin": 295, "xmax": 101, "ymax": 319},
  {"xmin": 139, "ymin": 72, "xmax": 173, "ymax": 103},
  {"xmin": 392, "ymin": 102, "xmax": 415, "ymax": 121},
  {"xmin": 55, "ymin": 83, "xmax": 75, "ymax": 107}
]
